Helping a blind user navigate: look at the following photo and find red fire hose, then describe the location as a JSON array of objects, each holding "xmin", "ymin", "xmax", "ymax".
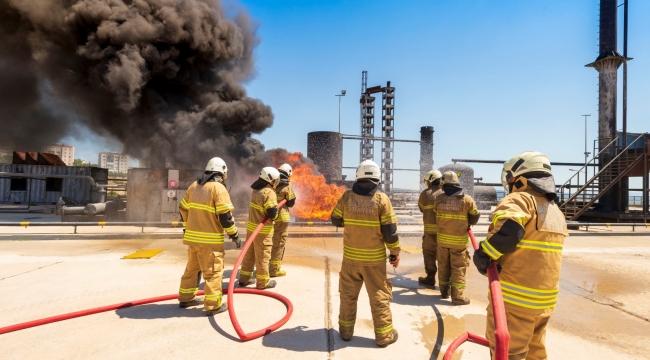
[
  {"xmin": 0, "ymin": 200, "xmax": 293, "ymax": 341},
  {"xmin": 226, "ymin": 199, "xmax": 293, "ymax": 341},
  {"xmin": 442, "ymin": 229, "xmax": 510, "ymax": 360}
]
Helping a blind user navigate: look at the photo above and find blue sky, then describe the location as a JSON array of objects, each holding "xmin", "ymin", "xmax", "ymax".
[{"xmin": 71, "ymin": 0, "xmax": 650, "ymax": 189}]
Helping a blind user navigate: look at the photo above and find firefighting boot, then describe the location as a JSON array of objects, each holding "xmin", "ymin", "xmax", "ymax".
[
  {"xmin": 269, "ymin": 261, "xmax": 286, "ymax": 277},
  {"xmin": 439, "ymin": 285, "xmax": 450, "ymax": 299},
  {"xmin": 179, "ymin": 296, "xmax": 203, "ymax": 308},
  {"xmin": 238, "ymin": 279, "xmax": 255, "ymax": 287},
  {"xmin": 377, "ymin": 329, "xmax": 399, "ymax": 348},
  {"xmin": 451, "ymin": 287, "xmax": 470, "ymax": 305},
  {"xmin": 339, "ymin": 325, "xmax": 354, "ymax": 341},
  {"xmin": 264, "ymin": 280, "xmax": 277, "ymax": 289},
  {"xmin": 205, "ymin": 303, "xmax": 228, "ymax": 316},
  {"xmin": 418, "ymin": 275, "xmax": 436, "ymax": 286}
]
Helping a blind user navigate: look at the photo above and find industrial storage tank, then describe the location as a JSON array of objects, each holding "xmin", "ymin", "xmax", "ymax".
[
  {"xmin": 474, "ymin": 185, "xmax": 498, "ymax": 210},
  {"xmin": 438, "ymin": 164, "xmax": 474, "ymax": 198},
  {"xmin": 307, "ymin": 131, "xmax": 342, "ymax": 182}
]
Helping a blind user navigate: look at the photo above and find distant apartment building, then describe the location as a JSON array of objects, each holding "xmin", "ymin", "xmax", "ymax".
[
  {"xmin": 44, "ymin": 143, "xmax": 74, "ymax": 166},
  {"xmin": 99, "ymin": 152, "xmax": 129, "ymax": 173}
]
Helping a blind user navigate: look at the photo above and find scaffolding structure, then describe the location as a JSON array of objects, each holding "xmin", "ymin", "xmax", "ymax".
[{"xmin": 359, "ymin": 71, "xmax": 396, "ymax": 193}]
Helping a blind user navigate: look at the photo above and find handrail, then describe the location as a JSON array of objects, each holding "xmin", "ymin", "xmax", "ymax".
[
  {"xmin": 559, "ymin": 137, "xmax": 618, "ymax": 194},
  {"xmin": 560, "ymin": 133, "xmax": 647, "ymax": 209}
]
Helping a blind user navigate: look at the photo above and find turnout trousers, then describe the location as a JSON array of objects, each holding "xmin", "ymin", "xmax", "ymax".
[
  {"xmin": 178, "ymin": 245, "xmax": 224, "ymax": 311},
  {"xmin": 437, "ymin": 246, "xmax": 470, "ymax": 299},
  {"xmin": 239, "ymin": 231, "xmax": 273, "ymax": 289},
  {"xmin": 486, "ymin": 304, "xmax": 550, "ymax": 360},
  {"xmin": 421, "ymin": 233, "xmax": 438, "ymax": 278},
  {"xmin": 338, "ymin": 262, "xmax": 397, "ymax": 346},
  {"xmin": 270, "ymin": 222, "xmax": 289, "ymax": 275}
]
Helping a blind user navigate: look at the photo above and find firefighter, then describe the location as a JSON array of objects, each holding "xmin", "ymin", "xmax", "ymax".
[
  {"xmin": 418, "ymin": 169, "xmax": 443, "ymax": 286},
  {"xmin": 238, "ymin": 167, "xmax": 281, "ymax": 289},
  {"xmin": 270, "ymin": 163, "xmax": 297, "ymax": 277},
  {"xmin": 178, "ymin": 157, "xmax": 241, "ymax": 316},
  {"xmin": 473, "ymin": 151, "xmax": 568, "ymax": 360},
  {"xmin": 331, "ymin": 160, "xmax": 400, "ymax": 347},
  {"xmin": 434, "ymin": 171, "xmax": 480, "ymax": 305}
]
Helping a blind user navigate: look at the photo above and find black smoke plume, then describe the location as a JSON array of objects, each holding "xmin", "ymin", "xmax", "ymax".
[{"xmin": 0, "ymin": 0, "xmax": 273, "ymax": 172}]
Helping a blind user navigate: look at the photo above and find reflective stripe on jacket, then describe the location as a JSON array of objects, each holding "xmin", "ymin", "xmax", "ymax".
[
  {"xmin": 247, "ymin": 185, "xmax": 278, "ymax": 237},
  {"xmin": 419, "ymin": 187, "xmax": 442, "ymax": 234},
  {"xmin": 275, "ymin": 182, "xmax": 296, "ymax": 223},
  {"xmin": 331, "ymin": 190, "xmax": 400, "ymax": 265},
  {"xmin": 434, "ymin": 193, "xmax": 478, "ymax": 249},
  {"xmin": 180, "ymin": 181, "xmax": 235, "ymax": 247},
  {"xmin": 484, "ymin": 189, "xmax": 568, "ymax": 315}
]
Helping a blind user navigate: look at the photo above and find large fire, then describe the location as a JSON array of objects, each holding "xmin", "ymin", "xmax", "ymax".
[{"xmin": 273, "ymin": 152, "xmax": 346, "ymax": 220}]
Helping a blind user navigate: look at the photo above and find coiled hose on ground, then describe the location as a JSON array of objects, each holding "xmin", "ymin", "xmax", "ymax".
[
  {"xmin": 442, "ymin": 228, "xmax": 510, "ymax": 359},
  {"xmin": 0, "ymin": 200, "xmax": 293, "ymax": 342}
]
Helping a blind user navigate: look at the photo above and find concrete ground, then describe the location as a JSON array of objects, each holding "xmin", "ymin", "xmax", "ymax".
[{"xmin": 0, "ymin": 225, "xmax": 649, "ymax": 359}]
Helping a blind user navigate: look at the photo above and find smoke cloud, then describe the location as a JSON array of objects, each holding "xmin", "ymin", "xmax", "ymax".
[{"xmin": 0, "ymin": 0, "xmax": 274, "ymax": 171}]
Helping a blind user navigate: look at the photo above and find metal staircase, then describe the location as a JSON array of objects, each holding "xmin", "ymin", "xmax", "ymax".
[{"xmin": 559, "ymin": 133, "xmax": 648, "ymax": 221}]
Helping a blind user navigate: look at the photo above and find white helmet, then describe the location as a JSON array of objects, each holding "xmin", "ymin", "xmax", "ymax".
[
  {"xmin": 441, "ymin": 171, "xmax": 460, "ymax": 185},
  {"xmin": 501, "ymin": 151, "xmax": 552, "ymax": 193},
  {"xmin": 278, "ymin": 163, "xmax": 292, "ymax": 177},
  {"xmin": 424, "ymin": 170, "xmax": 442, "ymax": 185},
  {"xmin": 260, "ymin": 166, "xmax": 281, "ymax": 188},
  {"xmin": 356, "ymin": 160, "xmax": 381, "ymax": 181},
  {"xmin": 206, "ymin": 157, "xmax": 228, "ymax": 178}
]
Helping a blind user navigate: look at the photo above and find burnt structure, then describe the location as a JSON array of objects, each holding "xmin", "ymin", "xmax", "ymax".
[
  {"xmin": 585, "ymin": 0, "xmax": 627, "ymax": 212},
  {"xmin": 419, "ymin": 126, "xmax": 434, "ymax": 186},
  {"xmin": 307, "ymin": 131, "xmax": 343, "ymax": 182}
]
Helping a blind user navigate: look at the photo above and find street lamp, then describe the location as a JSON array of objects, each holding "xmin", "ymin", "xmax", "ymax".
[{"xmin": 336, "ymin": 90, "xmax": 346, "ymax": 133}]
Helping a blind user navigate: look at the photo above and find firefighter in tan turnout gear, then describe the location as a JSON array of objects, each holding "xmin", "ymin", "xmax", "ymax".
[
  {"xmin": 238, "ymin": 167, "xmax": 281, "ymax": 289},
  {"xmin": 434, "ymin": 171, "xmax": 480, "ymax": 305},
  {"xmin": 473, "ymin": 151, "xmax": 568, "ymax": 360},
  {"xmin": 270, "ymin": 163, "xmax": 297, "ymax": 277},
  {"xmin": 418, "ymin": 169, "xmax": 443, "ymax": 286},
  {"xmin": 178, "ymin": 157, "xmax": 241, "ymax": 316},
  {"xmin": 331, "ymin": 160, "xmax": 400, "ymax": 347}
]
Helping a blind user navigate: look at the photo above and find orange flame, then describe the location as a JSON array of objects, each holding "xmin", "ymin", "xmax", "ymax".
[{"xmin": 273, "ymin": 151, "xmax": 346, "ymax": 220}]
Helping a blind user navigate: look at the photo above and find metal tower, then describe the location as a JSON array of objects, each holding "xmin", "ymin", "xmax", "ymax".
[
  {"xmin": 360, "ymin": 71, "xmax": 375, "ymax": 162},
  {"xmin": 381, "ymin": 81, "xmax": 395, "ymax": 193}
]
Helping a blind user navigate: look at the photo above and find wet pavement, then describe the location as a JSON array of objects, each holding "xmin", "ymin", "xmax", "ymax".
[{"xmin": 0, "ymin": 226, "xmax": 649, "ymax": 359}]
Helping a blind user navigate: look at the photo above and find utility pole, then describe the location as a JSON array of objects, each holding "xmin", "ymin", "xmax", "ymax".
[
  {"xmin": 622, "ymin": 0, "xmax": 628, "ymax": 147},
  {"xmin": 336, "ymin": 90, "xmax": 346, "ymax": 133}
]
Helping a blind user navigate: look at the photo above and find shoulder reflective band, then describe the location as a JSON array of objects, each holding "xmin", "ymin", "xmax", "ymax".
[{"xmin": 492, "ymin": 211, "xmax": 528, "ymax": 226}]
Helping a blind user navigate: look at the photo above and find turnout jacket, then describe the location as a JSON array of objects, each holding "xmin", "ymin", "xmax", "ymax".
[
  {"xmin": 331, "ymin": 186, "xmax": 400, "ymax": 266},
  {"xmin": 247, "ymin": 185, "xmax": 279, "ymax": 236},
  {"xmin": 275, "ymin": 182, "xmax": 296, "ymax": 223},
  {"xmin": 418, "ymin": 186, "xmax": 443, "ymax": 234},
  {"xmin": 180, "ymin": 180, "xmax": 237, "ymax": 248},
  {"xmin": 433, "ymin": 188, "xmax": 479, "ymax": 249},
  {"xmin": 481, "ymin": 177, "xmax": 568, "ymax": 316}
]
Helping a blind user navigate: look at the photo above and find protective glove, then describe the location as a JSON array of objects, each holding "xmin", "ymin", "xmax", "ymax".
[
  {"xmin": 473, "ymin": 242, "xmax": 500, "ymax": 275},
  {"xmin": 229, "ymin": 232, "xmax": 241, "ymax": 249}
]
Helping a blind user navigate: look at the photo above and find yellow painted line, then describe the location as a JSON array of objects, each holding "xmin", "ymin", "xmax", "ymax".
[
  {"xmin": 122, "ymin": 249, "xmax": 165, "ymax": 259},
  {"xmin": 171, "ymin": 221, "xmax": 180, "ymax": 226},
  {"xmin": 98, "ymin": 222, "xmax": 106, "ymax": 227},
  {"xmin": 307, "ymin": 221, "xmax": 313, "ymax": 226},
  {"xmin": 239, "ymin": 221, "xmax": 245, "ymax": 225},
  {"xmin": 20, "ymin": 222, "xmax": 29, "ymax": 227},
  {"xmin": 400, "ymin": 245, "xmax": 423, "ymax": 254},
  {"xmin": 606, "ymin": 223, "xmax": 610, "ymax": 227}
]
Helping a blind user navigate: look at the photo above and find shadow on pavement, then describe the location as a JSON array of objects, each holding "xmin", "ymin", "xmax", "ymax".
[
  {"xmin": 262, "ymin": 326, "xmax": 330, "ymax": 352},
  {"xmin": 116, "ymin": 303, "xmax": 205, "ymax": 319},
  {"xmin": 389, "ymin": 274, "xmax": 446, "ymax": 359},
  {"xmin": 331, "ymin": 329, "xmax": 379, "ymax": 349},
  {"xmin": 207, "ymin": 314, "xmax": 240, "ymax": 342}
]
